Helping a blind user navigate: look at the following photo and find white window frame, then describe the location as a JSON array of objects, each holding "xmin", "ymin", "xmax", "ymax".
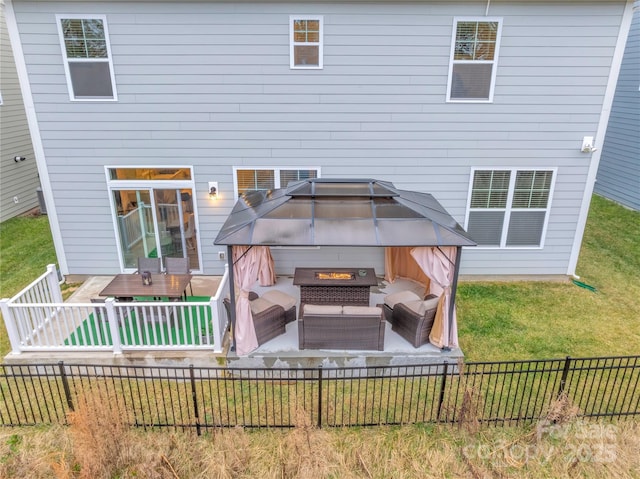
[
  {"xmin": 464, "ymin": 167, "xmax": 557, "ymax": 249},
  {"xmin": 446, "ymin": 17, "xmax": 502, "ymax": 103},
  {"xmin": 289, "ymin": 16, "xmax": 323, "ymax": 69},
  {"xmin": 56, "ymin": 14, "xmax": 118, "ymax": 101},
  {"xmin": 233, "ymin": 167, "xmax": 321, "ymax": 199}
]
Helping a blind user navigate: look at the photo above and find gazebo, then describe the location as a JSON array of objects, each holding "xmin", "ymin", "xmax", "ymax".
[{"xmin": 215, "ymin": 178, "xmax": 475, "ymax": 356}]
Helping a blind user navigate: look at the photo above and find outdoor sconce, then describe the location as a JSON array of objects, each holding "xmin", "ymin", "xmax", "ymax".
[
  {"xmin": 13, "ymin": 156, "xmax": 26, "ymax": 162},
  {"xmin": 208, "ymin": 181, "xmax": 219, "ymax": 200},
  {"xmin": 581, "ymin": 136, "xmax": 597, "ymax": 153}
]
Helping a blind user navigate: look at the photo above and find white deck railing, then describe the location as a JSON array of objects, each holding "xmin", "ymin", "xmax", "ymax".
[{"xmin": 0, "ymin": 264, "xmax": 230, "ymax": 355}]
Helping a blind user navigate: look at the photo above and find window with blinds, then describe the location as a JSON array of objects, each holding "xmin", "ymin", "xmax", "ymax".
[
  {"xmin": 290, "ymin": 17, "xmax": 323, "ymax": 69},
  {"xmin": 466, "ymin": 169, "xmax": 554, "ymax": 248},
  {"xmin": 235, "ymin": 168, "xmax": 319, "ymax": 196},
  {"xmin": 57, "ymin": 16, "xmax": 117, "ymax": 100},
  {"xmin": 447, "ymin": 19, "xmax": 502, "ymax": 102}
]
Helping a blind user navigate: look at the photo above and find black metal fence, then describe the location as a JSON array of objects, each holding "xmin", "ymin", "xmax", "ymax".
[{"xmin": 1, "ymin": 355, "xmax": 638, "ymax": 433}]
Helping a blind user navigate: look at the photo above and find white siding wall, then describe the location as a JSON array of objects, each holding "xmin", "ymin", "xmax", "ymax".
[
  {"xmin": 11, "ymin": 0, "xmax": 627, "ymax": 275},
  {"xmin": 1, "ymin": 3, "xmax": 39, "ymax": 222}
]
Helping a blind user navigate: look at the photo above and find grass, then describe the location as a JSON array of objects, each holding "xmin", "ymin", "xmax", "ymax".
[
  {"xmin": 457, "ymin": 194, "xmax": 640, "ymax": 361},
  {"xmin": 0, "ymin": 214, "xmax": 56, "ymax": 298},
  {"xmin": 0, "ymin": 215, "xmax": 58, "ymax": 356}
]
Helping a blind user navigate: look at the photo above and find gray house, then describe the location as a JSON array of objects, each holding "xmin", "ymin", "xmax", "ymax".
[
  {"xmin": 4, "ymin": 0, "xmax": 636, "ymax": 279},
  {"xmin": 595, "ymin": 4, "xmax": 640, "ymax": 211},
  {"xmin": 0, "ymin": 0, "xmax": 39, "ymax": 222}
]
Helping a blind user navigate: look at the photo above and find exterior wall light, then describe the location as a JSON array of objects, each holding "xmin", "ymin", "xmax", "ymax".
[
  {"xmin": 581, "ymin": 136, "xmax": 597, "ymax": 153},
  {"xmin": 208, "ymin": 181, "xmax": 219, "ymax": 200}
]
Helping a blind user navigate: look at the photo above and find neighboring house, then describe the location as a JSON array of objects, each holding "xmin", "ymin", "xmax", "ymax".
[
  {"xmin": 4, "ymin": 0, "xmax": 635, "ymax": 278},
  {"xmin": 595, "ymin": 5, "xmax": 640, "ymax": 211},
  {"xmin": 0, "ymin": 0, "xmax": 39, "ymax": 222}
]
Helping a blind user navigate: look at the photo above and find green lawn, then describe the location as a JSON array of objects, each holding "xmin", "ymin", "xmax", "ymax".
[
  {"xmin": 1, "ymin": 195, "xmax": 639, "ymax": 361},
  {"xmin": 0, "ymin": 215, "xmax": 56, "ymax": 298},
  {"xmin": 457, "ymin": 194, "xmax": 640, "ymax": 361},
  {"xmin": 0, "ymin": 215, "xmax": 57, "ymax": 355}
]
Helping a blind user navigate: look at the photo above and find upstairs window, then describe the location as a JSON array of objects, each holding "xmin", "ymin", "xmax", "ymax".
[
  {"xmin": 447, "ymin": 18, "xmax": 502, "ymax": 102},
  {"xmin": 235, "ymin": 168, "xmax": 319, "ymax": 197},
  {"xmin": 466, "ymin": 169, "xmax": 555, "ymax": 248},
  {"xmin": 290, "ymin": 16, "xmax": 323, "ymax": 69},
  {"xmin": 57, "ymin": 16, "xmax": 117, "ymax": 100}
]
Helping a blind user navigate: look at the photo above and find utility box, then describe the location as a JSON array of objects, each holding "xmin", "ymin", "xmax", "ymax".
[{"xmin": 36, "ymin": 187, "xmax": 47, "ymax": 215}]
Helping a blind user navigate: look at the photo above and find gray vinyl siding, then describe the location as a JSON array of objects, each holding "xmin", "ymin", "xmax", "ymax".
[
  {"xmin": 10, "ymin": 0, "xmax": 628, "ymax": 275},
  {"xmin": 0, "ymin": 5, "xmax": 39, "ymax": 222},
  {"xmin": 595, "ymin": 8, "xmax": 640, "ymax": 211}
]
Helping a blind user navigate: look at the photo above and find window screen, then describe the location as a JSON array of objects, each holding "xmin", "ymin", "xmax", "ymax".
[
  {"xmin": 58, "ymin": 17, "xmax": 116, "ymax": 100},
  {"xmin": 291, "ymin": 17, "xmax": 323, "ymax": 68},
  {"xmin": 448, "ymin": 19, "xmax": 501, "ymax": 101}
]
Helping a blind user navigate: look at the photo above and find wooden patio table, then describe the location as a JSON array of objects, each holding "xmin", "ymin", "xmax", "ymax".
[
  {"xmin": 293, "ymin": 267, "xmax": 377, "ymax": 306},
  {"xmin": 99, "ymin": 274, "xmax": 193, "ymax": 301}
]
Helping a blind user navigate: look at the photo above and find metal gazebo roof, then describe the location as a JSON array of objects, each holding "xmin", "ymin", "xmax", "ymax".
[{"xmin": 214, "ymin": 178, "xmax": 476, "ymax": 247}]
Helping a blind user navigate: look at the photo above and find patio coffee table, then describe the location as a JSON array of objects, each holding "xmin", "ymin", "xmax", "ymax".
[
  {"xmin": 293, "ymin": 267, "xmax": 377, "ymax": 306},
  {"xmin": 100, "ymin": 274, "xmax": 193, "ymax": 301}
]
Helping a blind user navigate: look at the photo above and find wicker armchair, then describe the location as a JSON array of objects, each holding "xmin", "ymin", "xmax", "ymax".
[
  {"xmin": 223, "ymin": 292, "xmax": 286, "ymax": 346},
  {"xmin": 391, "ymin": 295, "xmax": 439, "ymax": 348}
]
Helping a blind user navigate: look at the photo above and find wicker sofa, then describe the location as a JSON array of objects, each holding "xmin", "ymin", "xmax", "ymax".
[{"xmin": 298, "ymin": 304, "xmax": 385, "ymax": 350}]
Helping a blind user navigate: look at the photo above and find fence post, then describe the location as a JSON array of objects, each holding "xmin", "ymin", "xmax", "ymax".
[
  {"xmin": 189, "ymin": 365, "xmax": 201, "ymax": 436},
  {"xmin": 0, "ymin": 298, "xmax": 22, "ymax": 354},
  {"xmin": 317, "ymin": 367, "xmax": 323, "ymax": 428},
  {"xmin": 46, "ymin": 264, "xmax": 63, "ymax": 303},
  {"xmin": 58, "ymin": 361, "xmax": 74, "ymax": 412},
  {"xmin": 210, "ymin": 298, "xmax": 221, "ymax": 352},
  {"xmin": 558, "ymin": 356, "xmax": 572, "ymax": 397},
  {"xmin": 437, "ymin": 361, "xmax": 449, "ymax": 422},
  {"xmin": 105, "ymin": 298, "xmax": 123, "ymax": 354}
]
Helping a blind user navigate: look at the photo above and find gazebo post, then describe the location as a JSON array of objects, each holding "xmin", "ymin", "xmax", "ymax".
[
  {"xmin": 445, "ymin": 246, "xmax": 463, "ymax": 351},
  {"xmin": 227, "ymin": 244, "xmax": 237, "ymax": 352}
]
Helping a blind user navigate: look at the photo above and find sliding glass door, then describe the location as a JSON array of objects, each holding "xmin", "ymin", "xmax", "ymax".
[{"xmin": 108, "ymin": 168, "xmax": 199, "ymax": 271}]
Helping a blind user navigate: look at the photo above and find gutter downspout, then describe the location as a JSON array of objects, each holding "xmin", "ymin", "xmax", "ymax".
[
  {"xmin": 566, "ymin": 0, "xmax": 636, "ymax": 276},
  {"xmin": 4, "ymin": 0, "xmax": 68, "ymax": 275}
]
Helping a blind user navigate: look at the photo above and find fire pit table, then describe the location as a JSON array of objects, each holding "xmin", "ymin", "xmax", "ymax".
[{"xmin": 293, "ymin": 267, "xmax": 377, "ymax": 306}]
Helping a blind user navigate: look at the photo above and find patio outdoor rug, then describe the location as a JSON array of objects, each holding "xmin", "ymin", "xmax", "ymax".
[{"xmin": 65, "ymin": 296, "xmax": 213, "ymax": 346}]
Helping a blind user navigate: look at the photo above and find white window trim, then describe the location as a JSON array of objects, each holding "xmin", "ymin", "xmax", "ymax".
[
  {"xmin": 56, "ymin": 14, "xmax": 118, "ymax": 102},
  {"xmin": 464, "ymin": 167, "xmax": 557, "ymax": 249},
  {"xmin": 289, "ymin": 15, "xmax": 324, "ymax": 70},
  {"xmin": 233, "ymin": 167, "xmax": 321, "ymax": 199},
  {"xmin": 446, "ymin": 17, "xmax": 502, "ymax": 103}
]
